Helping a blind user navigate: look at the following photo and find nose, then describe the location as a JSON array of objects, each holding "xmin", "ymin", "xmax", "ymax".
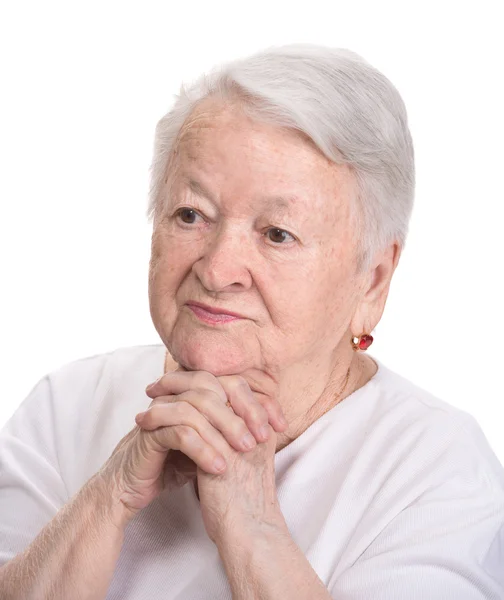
[{"xmin": 192, "ymin": 225, "xmax": 253, "ymax": 293}]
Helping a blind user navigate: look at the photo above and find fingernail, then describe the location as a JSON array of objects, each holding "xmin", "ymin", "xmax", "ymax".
[
  {"xmin": 213, "ymin": 456, "xmax": 226, "ymax": 472},
  {"xmin": 260, "ymin": 424, "xmax": 270, "ymax": 440},
  {"xmin": 242, "ymin": 433, "xmax": 256, "ymax": 450}
]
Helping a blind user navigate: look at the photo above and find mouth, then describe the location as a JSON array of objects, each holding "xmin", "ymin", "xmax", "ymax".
[{"xmin": 185, "ymin": 302, "xmax": 245, "ymax": 325}]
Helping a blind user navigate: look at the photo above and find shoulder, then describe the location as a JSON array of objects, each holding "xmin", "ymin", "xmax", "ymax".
[
  {"xmin": 365, "ymin": 356, "xmax": 504, "ymax": 492},
  {"xmin": 44, "ymin": 343, "xmax": 166, "ymax": 424},
  {"xmin": 327, "ymin": 359, "xmax": 504, "ymax": 593},
  {"xmin": 7, "ymin": 344, "xmax": 167, "ymax": 494},
  {"xmin": 46, "ymin": 343, "xmax": 166, "ymax": 390}
]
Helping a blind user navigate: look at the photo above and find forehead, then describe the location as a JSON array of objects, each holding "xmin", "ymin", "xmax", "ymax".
[
  {"xmin": 179, "ymin": 102, "xmax": 328, "ymax": 171},
  {"xmin": 173, "ymin": 101, "xmax": 356, "ymax": 212}
]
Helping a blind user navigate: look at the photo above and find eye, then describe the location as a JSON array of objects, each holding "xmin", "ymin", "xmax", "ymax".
[
  {"xmin": 266, "ymin": 228, "xmax": 295, "ymax": 244},
  {"xmin": 175, "ymin": 208, "xmax": 203, "ymax": 225}
]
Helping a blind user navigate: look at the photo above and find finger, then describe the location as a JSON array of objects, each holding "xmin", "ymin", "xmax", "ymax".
[
  {"xmin": 219, "ymin": 375, "xmax": 288, "ymax": 434},
  {"xmin": 138, "ymin": 395, "xmax": 258, "ymax": 453},
  {"xmin": 131, "ymin": 394, "xmax": 178, "ymax": 414},
  {"xmin": 257, "ymin": 394, "xmax": 289, "ymax": 433},
  {"xmin": 145, "ymin": 370, "xmax": 288, "ymax": 432},
  {"xmin": 217, "ymin": 375, "xmax": 271, "ymax": 442},
  {"xmin": 145, "ymin": 370, "xmax": 227, "ymax": 404},
  {"xmin": 231, "ymin": 370, "xmax": 289, "ymax": 433},
  {"xmin": 146, "ymin": 425, "xmax": 227, "ymax": 475},
  {"xmin": 136, "ymin": 401, "xmax": 229, "ymax": 474}
]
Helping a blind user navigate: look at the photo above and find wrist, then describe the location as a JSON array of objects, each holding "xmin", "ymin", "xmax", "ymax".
[
  {"xmin": 214, "ymin": 511, "xmax": 290, "ymax": 555},
  {"xmin": 215, "ymin": 517, "xmax": 296, "ymax": 598},
  {"xmin": 86, "ymin": 470, "xmax": 132, "ymax": 532}
]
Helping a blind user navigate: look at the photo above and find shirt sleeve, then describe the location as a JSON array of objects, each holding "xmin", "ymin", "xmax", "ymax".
[
  {"xmin": 330, "ymin": 419, "xmax": 504, "ymax": 600},
  {"xmin": 0, "ymin": 376, "xmax": 68, "ymax": 567}
]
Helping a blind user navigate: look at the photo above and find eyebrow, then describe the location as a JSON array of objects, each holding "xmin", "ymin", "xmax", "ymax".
[{"xmin": 187, "ymin": 178, "xmax": 299, "ymax": 211}]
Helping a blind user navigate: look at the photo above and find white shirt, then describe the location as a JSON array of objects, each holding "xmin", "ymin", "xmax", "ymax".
[{"xmin": 0, "ymin": 344, "xmax": 503, "ymax": 599}]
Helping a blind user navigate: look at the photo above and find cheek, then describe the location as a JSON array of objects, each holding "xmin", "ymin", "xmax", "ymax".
[
  {"xmin": 272, "ymin": 254, "xmax": 349, "ymax": 338},
  {"xmin": 260, "ymin": 263, "xmax": 325, "ymax": 335},
  {"xmin": 148, "ymin": 230, "xmax": 197, "ymax": 309}
]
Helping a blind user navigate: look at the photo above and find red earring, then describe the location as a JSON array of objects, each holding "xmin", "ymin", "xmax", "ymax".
[{"xmin": 352, "ymin": 334, "xmax": 374, "ymax": 352}]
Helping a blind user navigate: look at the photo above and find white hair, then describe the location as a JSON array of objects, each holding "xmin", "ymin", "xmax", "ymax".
[{"xmin": 147, "ymin": 43, "xmax": 415, "ymax": 274}]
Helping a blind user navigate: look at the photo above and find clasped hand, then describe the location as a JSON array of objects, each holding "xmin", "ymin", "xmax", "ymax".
[{"xmin": 102, "ymin": 369, "xmax": 288, "ymax": 543}]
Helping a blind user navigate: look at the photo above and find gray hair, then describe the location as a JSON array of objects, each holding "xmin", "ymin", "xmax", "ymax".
[{"xmin": 147, "ymin": 43, "xmax": 415, "ymax": 274}]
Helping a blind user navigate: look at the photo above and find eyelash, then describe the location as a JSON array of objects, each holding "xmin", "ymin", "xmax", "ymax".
[{"xmin": 173, "ymin": 208, "xmax": 296, "ymax": 245}]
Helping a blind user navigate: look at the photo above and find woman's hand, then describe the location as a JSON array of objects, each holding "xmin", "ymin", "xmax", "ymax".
[
  {"xmin": 196, "ymin": 421, "xmax": 286, "ymax": 544},
  {"xmin": 99, "ymin": 370, "xmax": 287, "ymax": 525}
]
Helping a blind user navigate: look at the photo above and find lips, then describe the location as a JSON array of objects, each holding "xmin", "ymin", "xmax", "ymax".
[{"xmin": 186, "ymin": 302, "xmax": 244, "ymax": 324}]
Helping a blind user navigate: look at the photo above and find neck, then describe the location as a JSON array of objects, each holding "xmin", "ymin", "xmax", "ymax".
[{"xmin": 275, "ymin": 351, "xmax": 376, "ymax": 451}]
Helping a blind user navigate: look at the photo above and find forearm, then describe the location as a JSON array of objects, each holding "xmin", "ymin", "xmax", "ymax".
[
  {"xmin": 216, "ymin": 523, "xmax": 332, "ymax": 600},
  {"xmin": 0, "ymin": 473, "xmax": 126, "ymax": 600}
]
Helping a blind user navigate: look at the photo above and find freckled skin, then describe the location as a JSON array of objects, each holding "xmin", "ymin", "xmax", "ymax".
[{"xmin": 148, "ymin": 99, "xmax": 401, "ymax": 444}]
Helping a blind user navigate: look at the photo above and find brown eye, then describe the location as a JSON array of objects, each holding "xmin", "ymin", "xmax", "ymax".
[
  {"xmin": 267, "ymin": 228, "xmax": 294, "ymax": 244},
  {"xmin": 176, "ymin": 208, "xmax": 200, "ymax": 224}
]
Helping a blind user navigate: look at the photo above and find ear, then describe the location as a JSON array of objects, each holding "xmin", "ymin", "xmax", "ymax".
[{"xmin": 351, "ymin": 242, "xmax": 402, "ymax": 335}]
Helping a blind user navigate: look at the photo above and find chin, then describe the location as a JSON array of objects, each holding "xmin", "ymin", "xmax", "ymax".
[{"xmin": 168, "ymin": 327, "xmax": 251, "ymax": 376}]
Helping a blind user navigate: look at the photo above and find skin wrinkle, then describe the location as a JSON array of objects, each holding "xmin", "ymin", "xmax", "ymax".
[{"xmin": 149, "ymin": 98, "xmax": 400, "ymax": 450}]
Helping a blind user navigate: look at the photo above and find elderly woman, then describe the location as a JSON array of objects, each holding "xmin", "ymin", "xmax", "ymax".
[{"xmin": 0, "ymin": 44, "xmax": 503, "ymax": 600}]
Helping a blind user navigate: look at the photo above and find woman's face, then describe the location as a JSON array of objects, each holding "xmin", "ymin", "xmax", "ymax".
[{"xmin": 149, "ymin": 101, "xmax": 365, "ymax": 379}]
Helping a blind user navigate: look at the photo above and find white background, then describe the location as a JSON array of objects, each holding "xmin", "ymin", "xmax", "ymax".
[{"xmin": 0, "ymin": 1, "xmax": 503, "ymax": 463}]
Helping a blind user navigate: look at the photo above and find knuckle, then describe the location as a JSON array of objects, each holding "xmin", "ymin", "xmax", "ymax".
[
  {"xmin": 260, "ymin": 396, "xmax": 278, "ymax": 414},
  {"xmin": 193, "ymin": 391, "xmax": 219, "ymax": 413},
  {"xmin": 248, "ymin": 403, "xmax": 268, "ymax": 424},
  {"xmin": 145, "ymin": 428, "xmax": 167, "ymax": 451},
  {"xmin": 145, "ymin": 375, "xmax": 165, "ymax": 396},
  {"xmin": 151, "ymin": 374, "xmax": 166, "ymax": 387},
  {"xmin": 171, "ymin": 400, "xmax": 190, "ymax": 419},
  {"xmin": 193, "ymin": 371, "xmax": 217, "ymax": 389},
  {"xmin": 175, "ymin": 425, "xmax": 197, "ymax": 446},
  {"xmin": 193, "ymin": 373, "xmax": 227, "ymax": 402},
  {"xmin": 141, "ymin": 406, "xmax": 158, "ymax": 425},
  {"xmin": 230, "ymin": 375, "xmax": 249, "ymax": 391}
]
